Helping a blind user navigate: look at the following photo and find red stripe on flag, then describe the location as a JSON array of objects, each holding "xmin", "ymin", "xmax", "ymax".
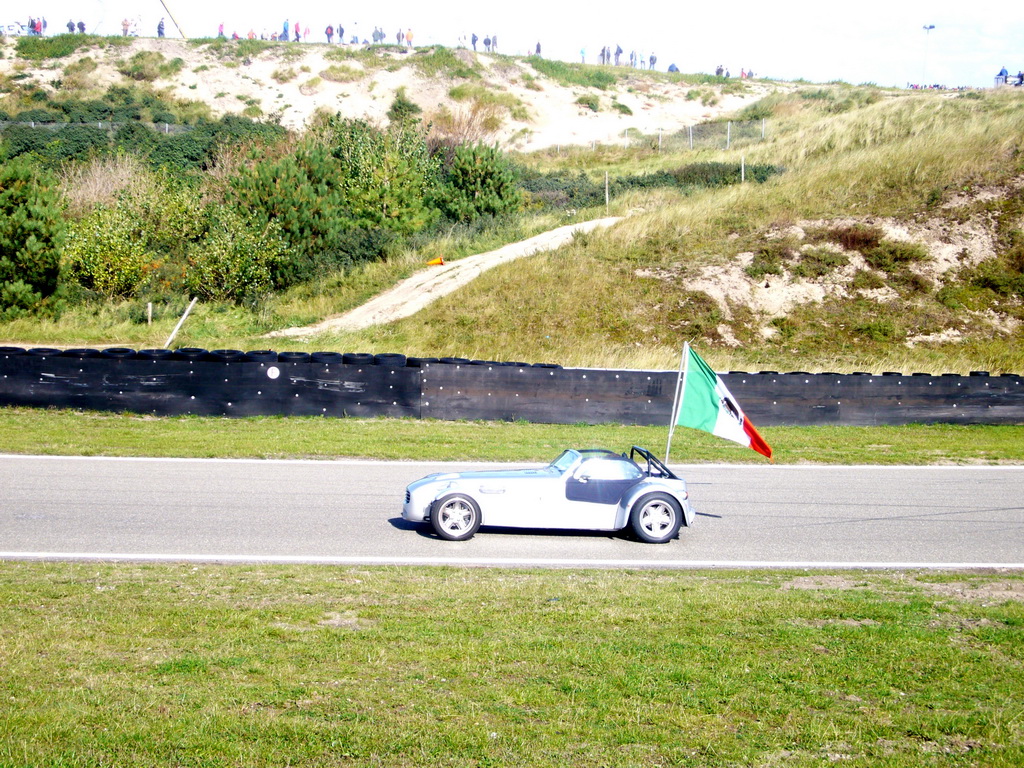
[{"xmin": 743, "ymin": 416, "xmax": 773, "ymax": 460}]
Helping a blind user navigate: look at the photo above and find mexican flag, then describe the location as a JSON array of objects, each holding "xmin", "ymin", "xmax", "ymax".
[{"xmin": 671, "ymin": 344, "xmax": 773, "ymax": 460}]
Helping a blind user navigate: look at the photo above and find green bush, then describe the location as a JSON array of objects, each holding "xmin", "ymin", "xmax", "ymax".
[
  {"xmin": 862, "ymin": 240, "xmax": 928, "ymax": 272},
  {"xmin": 439, "ymin": 143, "xmax": 522, "ymax": 223},
  {"xmin": 183, "ymin": 210, "xmax": 287, "ymax": 302},
  {"xmin": 113, "ymin": 121, "xmax": 160, "ymax": 155},
  {"xmin": 15, "ymin": 34, "xmax": 90, "ymax": 61},
  {"xmin": 529, "ymin": 58, "xmax": 616, "ymax": 90},
  {"xmin": 855, "ymin": 319, "xmax": 898, "ymax": 341},
  {"xmin": 517, "ymin": 162, "xmax": 782, "ymax": 211},
  {"xmin": 230, "ymin": 143, "xmax": 352, "ymax": 259},
  {"xmin": 790, "ymin": 247, "xmax": 849, "ymax": 278},
  {"xmin": 13, "ymin": 108, "xmax": 62, "ymax": 123},
  {"xmin": 60, "ymin": 99, "xmax": 112, "ymax": 122},
  {"xmin": 0, "ymin": 157, "xmax": 65, "ymax": 313},
  {"xmin": 327, "ymin": 118, "xmax": 442, "ymax": 235},
  {"xmin": 745, "ymin": 243, "xmax": 789, "ymax": 278},
  {"xmin": 411, "ymin": 47, "xmax": 480, "ymax": 80},
  {"xmin": 46, "ymin": 125, "xmax": 110, "ymax": 162},
  {"xmin": 62, "ymin": 206, "xmax": 154, "ymax": 297},
  {"xmin": 1, "ymin": 125, "xmax": 50, "ymax": 158},
  {"xmin": 575, "ymin": 95, "xmax": 599, "ymax": 112},
  {"xmin": 387, "ymin": 88, "xmax": 422, "ymax": 123},
  {"xmin": 118, "ymin": 51, "xmax": 167, "ymax": 81}
]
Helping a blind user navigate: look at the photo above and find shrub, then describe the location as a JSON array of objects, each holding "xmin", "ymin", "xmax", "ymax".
[
  {"xmin": 0, "ymin": 157, "xmax": 65, "ymax": 312},
  {"xmin": 851, "ymin": 269, "xmax": 885, "ymax": 290},
  {"xmin": 612, "ymin": 101, "xmax": 632, "ymax": 115},
  {"xmin": 387, "ymin": 87, "xmax": 422, "ymax": 123},
  {"xmin": 1, "ymin": 125, "xmax": 50, "ymax": 157},
  {"xmin": 575, "ymin": 95, "xmax": 599, "ymax": 112},
  {"xmin": 327, "ymin": 118, "xmax": 442, "ymax": 235},
  {"xmin": 45, "ymin": 125, "xmax": 110, "ymax": 162},
  {"xmin": 320, "ymin": 65, "xmax": 362, "ymax": 82},
  {"xmin": 411, "ymin": 46, "xmax": 480, "ymax": 80},
  {"xmin": 745, "ymin": 244, "xmax": 787, "ymax": 278},
  {"xmin": 529, "ymin": 57, "xmax": 615, "ymax": 90},
  {"xmin": 183, "ymin": 210, "xmax": 287, "ymax": 302},
  {"xmin": 862, "ymin": 240, "xmax": 928, "ymax": 272},
  {"xmin": 790, "ymin": 247, "xmax": 848, "ymax": 278},
  {"xmin": 113, "ymin": 121, "xmax": 160, "ymax": 156},
  {"xmin": 15, "ymin": 34, "xmax": 92, "ymax": 61},
  {"xmin": 60, "ymin": 99, "xmax": 112, "ymax": 122},
  {"xmin": 62, "ymin": 205, "xmax": 154, "ymax": 297},
  {"xmin": 118, "ymin": 51, "xmax": 167, "ymax": 81},
  {"xmin": 855, "ymin": 319, "xmax": 898, "ymax": 341},
  {"xmin": 13, "ymin": 108, "xmax": 63, "ymax": 123},
  {"xmin": 807, "ymin": 223, "xmax": 884, "ymax": 252},
  {"xmin": 230, "ymin": 143, "xmax": 351, "ymax": 256},
  {"xmin": 672, "ymin": 161, "xmax": 781, "ymax": 186},
  {"xmin": 439, "ymin": 143, "xmax": 522, "ymax": 223}
]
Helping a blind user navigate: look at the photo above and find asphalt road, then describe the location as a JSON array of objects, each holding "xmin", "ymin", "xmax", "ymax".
[{"xmin": 1, "ymin": 455, "xmax": 1023, "ymax": 568}]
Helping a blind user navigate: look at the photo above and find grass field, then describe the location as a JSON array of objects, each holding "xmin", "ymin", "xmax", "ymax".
[
  {"xmin": 2, "ymin": 407, "xmax": 1024, "ymax": 463},
  {"xmin": 0, "ymin": 564, "xmax": 1021, "ymax": 767}
]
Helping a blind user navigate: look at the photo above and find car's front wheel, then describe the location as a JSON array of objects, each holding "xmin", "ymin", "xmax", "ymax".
[
  {"xmin": 430, "ymin": 494, "xmax": 482, "ymax": 541},
  {"xmin": 630, "ymin": 493, "xmax": 682, "ymax": 543}
]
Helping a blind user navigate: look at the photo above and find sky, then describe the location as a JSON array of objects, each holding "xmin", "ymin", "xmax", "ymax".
[{"xmin": 14, "ymin": 0, "xmax": 1024, "ymax": 88}]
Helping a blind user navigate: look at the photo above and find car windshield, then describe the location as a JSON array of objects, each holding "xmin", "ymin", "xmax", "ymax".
[{"xmin": 549, "ymin": 450, "xmax": 580, "ymax": 473}]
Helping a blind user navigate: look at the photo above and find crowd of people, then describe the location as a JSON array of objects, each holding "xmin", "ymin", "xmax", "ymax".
[{"xmin": 24, "ymin": 16, "xmax": 47, "ymax": 35}]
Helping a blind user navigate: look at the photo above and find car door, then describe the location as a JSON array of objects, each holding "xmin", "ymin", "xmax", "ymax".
[{"xmin": 559, "ymin": 457, "xmax": 644, "ymax": 529}]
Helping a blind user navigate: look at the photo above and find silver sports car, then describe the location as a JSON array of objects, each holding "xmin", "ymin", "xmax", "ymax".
[{"xmin": 402, "ymin": 446, "xmax": 693, "ymax": 543}]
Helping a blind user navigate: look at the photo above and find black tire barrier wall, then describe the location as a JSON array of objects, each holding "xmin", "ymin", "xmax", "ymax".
[
  {"xmin": 0, "ymin": 348, "xmax": 1022, "ymax": 425},
  {"xmin": 0, "ymin": 348, "xmax": 421, "ymax": 418}
]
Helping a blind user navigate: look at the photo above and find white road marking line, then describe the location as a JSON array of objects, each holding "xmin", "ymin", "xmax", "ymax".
[
  {"xmin": 1, "ymin": 552, "xmax": 1022, "ymax": 569},
  {"xmin": 3, "ymin": 454, "xmax": 1023, "ymax": 470}
]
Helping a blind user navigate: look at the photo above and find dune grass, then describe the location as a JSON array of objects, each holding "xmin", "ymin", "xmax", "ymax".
[{"xmin": 1, "ymin": 87, "xmax": 1022, "ymax": 374}]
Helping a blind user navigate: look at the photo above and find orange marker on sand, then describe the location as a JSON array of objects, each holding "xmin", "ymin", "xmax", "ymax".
[{"xmin": 426, "ymin": 257, "xmax": 445, "ymax": 266}]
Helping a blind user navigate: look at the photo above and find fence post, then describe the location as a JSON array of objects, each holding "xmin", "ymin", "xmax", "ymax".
[
  {"xmin": 165, "ymin": 297, "xmax": 198, "ymax": 349},
  {"xmin": 605, "ymin": 172, "xmax": 609, "ymax": 215},
  {"xmin": 741, "ymin": 155, "xmax": 745, "ymax": 183},
  {"xmin": 688, "ymin": 125, "xmax": 693, "ymax": 150},
  {"xmin": 761, "ymin": 118, "xmax": 765, "ymax": 140},
  {"xmin": 658, "ymin": 129, "xmax": 662, "ymax": 151},
  {"xmin": 727, "ymin": 121, "xmax": 731, "ymax": 150}
]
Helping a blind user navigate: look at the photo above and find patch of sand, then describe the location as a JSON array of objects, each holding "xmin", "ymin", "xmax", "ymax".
[
  {"xmin": 0, "ymin": 37, "xmax": 777, "ymax": 152},
  {"xmin": 269, "ymin": 216, "xmax": 622, "ymax": 337}
]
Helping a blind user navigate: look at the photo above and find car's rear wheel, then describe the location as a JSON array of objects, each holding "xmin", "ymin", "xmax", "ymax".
[
  {"xmin": 630, "ymin": 493, "xmax": 682, "ymax": 543},
  {"xmin": 430, "ymin": 494, "xmax": 482, "ymax": 541}
]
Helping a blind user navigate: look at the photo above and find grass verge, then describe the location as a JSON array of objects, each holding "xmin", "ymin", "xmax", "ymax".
[
  {"xmin": 0, "ymin": 563, "xmax": 1021, "ymax": 766},
  {"xmin": 1, "ymin": 407, "xmax": 1023, "ymax": 463}
]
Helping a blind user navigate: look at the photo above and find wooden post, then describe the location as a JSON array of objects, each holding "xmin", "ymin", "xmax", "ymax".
[{"xmin": 605, "ymin": 171, "xmax": 609, "ymax": 214}]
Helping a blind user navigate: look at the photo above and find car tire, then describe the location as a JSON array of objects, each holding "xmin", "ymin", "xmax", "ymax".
[
  {"xmin": 629, "ymin": 493, "xmax": 682, "ymax": 543},
  {"xmin": 430, "ymin": 494, "xmax": 482, "ymax": 541}
]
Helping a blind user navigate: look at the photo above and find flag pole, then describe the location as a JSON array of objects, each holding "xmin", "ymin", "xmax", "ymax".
[{"xmin": 665, "ymin": 342, "xmax": 690, "ymax": 464}]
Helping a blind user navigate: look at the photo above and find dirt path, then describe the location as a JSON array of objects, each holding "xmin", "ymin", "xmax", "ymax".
[{"xmin": 268, "ymin": 216, "xmax": 623, "ymax": 337}]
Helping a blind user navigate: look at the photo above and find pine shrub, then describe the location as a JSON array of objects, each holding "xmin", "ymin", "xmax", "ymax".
[
  {"xmin": 440, "ymin": 143, "xmax": 522, "ymax": 223},
  {"xmin": 0, "ymin": 157, "xmax": 65, "ymax": 314}
]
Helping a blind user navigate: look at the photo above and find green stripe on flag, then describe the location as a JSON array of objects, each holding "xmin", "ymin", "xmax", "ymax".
[{"xmin": 676, "ymin": 347, "xmax": 720, "ymax": 431}]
